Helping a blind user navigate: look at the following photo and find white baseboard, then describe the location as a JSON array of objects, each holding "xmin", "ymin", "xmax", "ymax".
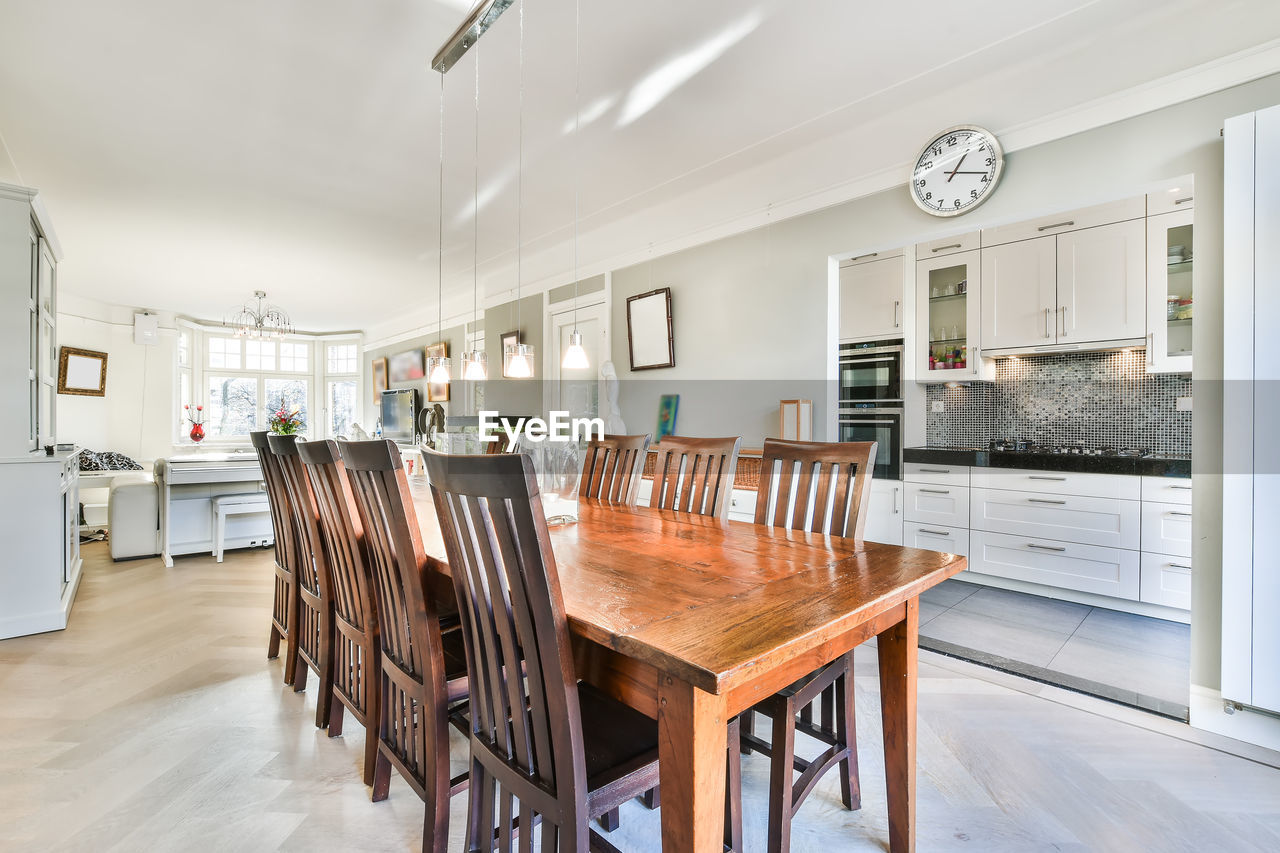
[{"xmin": 1190, "ymin": 684, "xmax": 1280, "ymax": 754}]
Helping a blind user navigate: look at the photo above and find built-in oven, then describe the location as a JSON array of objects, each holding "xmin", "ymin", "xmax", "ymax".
[
  {"xmin": 839, "ymin": 339, "xmax": 903, "ymax": 403},
  {"xmin": 838, "ymin": 404, "xmax": 902, "ymax": 481}
]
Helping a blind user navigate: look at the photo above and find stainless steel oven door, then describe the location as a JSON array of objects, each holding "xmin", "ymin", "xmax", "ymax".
[
  {"xmin": 838, "ymin": 341, "xmax": 903, "ymax": 403},
  {"xmin": 837, "ymin": 407, "xmax": 902, "ymax": 481}
]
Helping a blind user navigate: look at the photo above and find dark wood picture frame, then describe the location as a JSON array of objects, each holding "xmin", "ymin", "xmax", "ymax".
[
  {"xmin": 57, "ymin": 346, "xmax": 108, "ymax": 397},
  {"xmin": 625, "ymin": 287, "xmax": 675, "ymax": 371},
  {"xmin": 426, "ymin": 342, "xmax": 449, "ymax": 402},
  {"xmin": 499, "ymin": 330, "xmax": 520, "ymax": 378},
  {"xmin": 371, "ymin": 357, "xmax": 389, "ymax": 404}
]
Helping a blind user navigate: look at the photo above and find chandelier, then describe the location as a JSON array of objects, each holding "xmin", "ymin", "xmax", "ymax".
[{"xmin": 225, "ymin": 291, "xmax": 293, "ymax": 338}]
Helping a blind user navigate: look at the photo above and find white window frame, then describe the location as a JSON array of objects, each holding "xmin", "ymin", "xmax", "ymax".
[{"xmin": 321, "ymin": 339, "xmax": 362, "ymax": 438}]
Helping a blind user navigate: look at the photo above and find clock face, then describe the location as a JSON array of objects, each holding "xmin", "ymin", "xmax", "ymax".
[{"xmin": 910, "ymin": 125, "xmax": 1003, "ymax": 217}]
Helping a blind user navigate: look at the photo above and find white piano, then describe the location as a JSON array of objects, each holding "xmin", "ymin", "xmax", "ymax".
[{"xmin": 154, "ymin": 451, "xmax": 274, "ymax": 567}]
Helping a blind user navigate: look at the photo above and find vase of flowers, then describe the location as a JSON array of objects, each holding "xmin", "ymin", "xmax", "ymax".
[
  {"xmin": 184, "ymin": 404, "xmax": 206, "ymax": 443},
  {"xmin": 269, "ymin": 402, "xmax": 304, "ymax": 435}
]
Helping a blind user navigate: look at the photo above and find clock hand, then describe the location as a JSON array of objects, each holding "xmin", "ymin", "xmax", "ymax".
[
  {"xmin": 946, "ymin": 171, "xmax": 989, "ymax": 175},
  {"xmin": 946, "ymin": 152, "xmax": 969, "ymax": 182}
]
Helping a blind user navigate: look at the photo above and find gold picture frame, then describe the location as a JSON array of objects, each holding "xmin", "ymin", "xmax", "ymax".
[
  {"xmin": 371, "ymin": 357, "xmax": 389, "ymax": 404},
  {"xmin": 57, "ymin": 346, "xmax": 108, "ymax": 397}
]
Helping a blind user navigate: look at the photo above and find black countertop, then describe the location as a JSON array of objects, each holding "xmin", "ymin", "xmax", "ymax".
[{"xmin": 904, "ymin": 446, "xmax": 1191, "ymax": 478}]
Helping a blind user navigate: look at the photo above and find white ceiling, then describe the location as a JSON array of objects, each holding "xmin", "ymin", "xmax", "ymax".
[{"xmin": 2, "ymin": 0, "xmax": 1279, "ymax": 333}]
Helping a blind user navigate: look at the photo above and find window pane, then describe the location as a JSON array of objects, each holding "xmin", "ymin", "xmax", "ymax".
[
  {"xmin": 328, "ymin": 380, "xmax": 357, "ymax": 437},
  {"xmin": 179, "ymin": 371, "xmax": 191, "ymax": 428},
  {"xmin": 208, "ymin": 337, "xmax": 241, "ymax": 370},
  {"xmin": 206, "ymin": 376, "xmax": 257, "ymax": 437},
  {"xmin": 178, "ymin": 332, "xmax": 190, "ymax": 367},
  {"xmin": 266, "ymin": 378, "xmax": 309, "ymax": 432},
  {"xmin": 327, "ymin": 343, "xmax": 357, "ymax": 374},
  {"xmin": 278, "ymin": 342, "xmax": 309, "ymax": 372},
  {"xmin": 244, "ymin": 340, "xmax": 276, "ymax": 371}
]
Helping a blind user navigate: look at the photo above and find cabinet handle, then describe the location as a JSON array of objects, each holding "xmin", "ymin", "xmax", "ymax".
[
  {"xmin": 1168, "ymin": 511, "xmax": 1192, "ymax": 517},
  {"xmin": 1044, "ymin": 308, "xmax": 1051, "ymax": 339},
  {"xmin": 1173, "ymin": 197, "xmax": 1193, "ymax": 205},
  {"xmin": 919, "ymin": 468, "xmax": 951, "ymax": 474},
  {"xmin": 1060, "ymin": 305, "xmax": 1068, "ymax": 337},
  {"xmin": 1027, "ymin": 543, "xmax": 1067, "ymax": 552},
  {"xmin": 1028, "ymin": 475, "xmax": 1067, "ymax": 481},
  {"xmin": 1037, "ymin": 220, "xmax": 1075, "ymax": 232},
  {"xmin": 893, "ymin": 300, "xmax": 901, "ymax": 328},
  {"xmin": 893, "ymin": 487, "xmax": 901, "ymax": 514},
  {"xmin": 920, "ymin": 488, "xmax": 950, "ymax": 495},
  {"xmin": 918, "ymin": 528, "xmax": 951, "ymax": 536},
  {"xmin": 1147, "ymin": 332, "xmax": 1154, "ymax": 367},
  {"xmin": 1168, "ymin": 563, "xmax": 1192, "ymax": 570},
  {"xmin": 931, "ymin": 243, "xmax": 962, "ymax": 253},
  {"xmin": 1170, "ymin": 484, "xmax": 1192, "ymax": 490},
  {"xmin": 850, "ymin": 252, "xmax": 878, "ymax": 262},
  {"xmin": 1029, "ymin": 498, "xmax": 1067, "ymax": 505}
]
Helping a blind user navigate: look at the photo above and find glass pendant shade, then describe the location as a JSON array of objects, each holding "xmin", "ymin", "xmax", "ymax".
[
  {"xmin": 427, "ymin": 356, "xmax": 452, "ymax": 385},
  {"xmin": 463, "ymin": 349, "xmax": 488, "ymax": 381},
  {"xmin": 562, "ymin": 330, "xmax": 589, "ymax": 370},
  {"xmin": 504, "ymin": 343, "xmax": 535, "ymax": 378}
]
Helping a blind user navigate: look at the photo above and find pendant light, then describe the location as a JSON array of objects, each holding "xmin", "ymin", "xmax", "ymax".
[
  {"xmin": 561, "ymin": 0, "xmax": 589, "ymax": 371},
  {"xmin": 504, "ymin": 0, "xmax": 535, "ymax": 379},
  {"xmin": 427, "ymin": 74, "xmax": 452, "ymax": 386},
  {"xmin": 461, "ymin": 44, "xmax": 488, "ymax": 381}
]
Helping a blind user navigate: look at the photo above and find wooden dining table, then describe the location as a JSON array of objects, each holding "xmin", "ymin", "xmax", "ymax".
[{"xmin": 408, "ymin": 479, "xmax": 965, "ymax": 853}]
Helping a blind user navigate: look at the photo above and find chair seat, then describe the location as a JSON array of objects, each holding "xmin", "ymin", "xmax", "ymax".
[
  {"xmin": 442, "ymin": 628, "xmax": 470, "ymax": 704},
  {"xmin": 579, "ymin": 682, "xmax": 659, "ymax": 787}
]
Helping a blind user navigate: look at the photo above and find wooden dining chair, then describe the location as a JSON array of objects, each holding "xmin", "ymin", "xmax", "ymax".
[
  {"xmin": 743, "ymin": 438, "xmax": 877, "ymax": 853},
  {"xmin": 251, "ymin": 430, "xmax": 302, "ymax": 688},
  {"xmin": 579, "ymin": 433, "xmax": 650, "ymax": 505},
  {"xmin": 649, "ymin": 435, "xmax": 742, "ymax": 519},
  {"xmin": 268, "ymin": 434, "xmax": 336, "ymax": 726},
  {"xmin": 338, "ymin": 439, "xmax": 470, "ymax": 853},
  {"xmin": 298, "ymin": 439, "xmax": 382, "ymax": 785},
  {"xmin": 422, "ymin": 447, "xmax": 742, "ymax": 852}
]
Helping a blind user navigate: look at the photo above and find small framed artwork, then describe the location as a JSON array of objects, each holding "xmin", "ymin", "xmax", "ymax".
[
  {"xmin": 626, "ymin": 287, "xmax": 675, "ymax": 370},
  {"xmin": 371, "ymin": 357, "xmax": 389, "ymax": 404},
  {"xmin": 655, "ymin": 394, "xmax": 679, "ymax": 441},
  {"xmin": 500, "ymin": 331, "xmax": 520, "ymax": 377},
  {"xmin": 426, "ymin": 342, "xmax": 449, "ymax": 402},
  {"xmin": 389, "ymin": 348, "xmax": 425, "ymax": 382},
  {"xmin": 57, "ymin": 346, "xmax": 108, "ymax": 397}
]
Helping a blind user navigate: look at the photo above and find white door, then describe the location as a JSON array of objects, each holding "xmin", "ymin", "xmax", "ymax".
[
  {"xmin": 547, "ymin": 301, "xmax": 609, "ymax": 419},
  {"xmin": 1056, "ymin": 219, "xmax": 1146, "ymax": 343},
  {"xmin": 980, "ymin": 236, "xmax": 1056, "ymax": 352},
  {"xmin": 839, "ymin": 255, "xmax": 904, "ymax": 341}
]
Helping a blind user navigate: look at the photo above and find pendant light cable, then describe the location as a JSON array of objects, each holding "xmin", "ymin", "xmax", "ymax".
[
  {"xmin": 504, "ymin": 0, "xmax": 533, "ymax": 378},
  {"xmin": 427, "ymin": 72, "xmax": 452, "ymax": 387},
  {"xmin": 562, "ymin": 0, "xmax": 589, "ymax": 370},
  {"xmin": 462, "ymin": 44, "xmax": 488, "ymax": 381}
]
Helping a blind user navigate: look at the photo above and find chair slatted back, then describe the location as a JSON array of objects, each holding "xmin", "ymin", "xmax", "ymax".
[
  {"xmin": 755, "ymin": 439, "xmax": 877, "ymax": 539},
  {"xmin": 339, "ymin": 439, "xmax": 452, "ymax": 782},
  {"xmin": 422, "ymin": 448, "xmax": 587, "ymax": 841},
  {"xmin": 579, "ymin": 433, "xmax": 650, "ymax": 505},
  {"xmin": 251, "ymin": 430, "xmax": 296, "ymax": 576},
  {"xmin": 650, "ymin": 435, "xmax": 742, "ymax": 519},
  {"xmin": 268, "ymin": 435, "xmax": 328, "ymax": 600}
]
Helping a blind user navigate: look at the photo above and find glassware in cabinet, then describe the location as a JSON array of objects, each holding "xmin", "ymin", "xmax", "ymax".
[{"xmin": 915, "ymin": 248, "xmax": 988, "ymax": 381}]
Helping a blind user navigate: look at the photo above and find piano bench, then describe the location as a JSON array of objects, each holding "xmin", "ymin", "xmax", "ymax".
[{"xmin": 212, "ymin": 494, "xmax": 272, "ymax": 563}]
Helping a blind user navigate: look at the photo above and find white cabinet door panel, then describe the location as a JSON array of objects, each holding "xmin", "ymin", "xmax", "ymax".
[
  {"xmin": 1140, "ymin": 553, "xmax": 1192, "ymax": 609},
  {"xmin": 865, "ymin": 479, "xmax": 903, "ymax": 546},
  {"xmin": 903, "ymin": 462, "xmax": 970, "ymax": 488},
  {"xmin": 970, "ymin": 487, "xmax": 1140, "ymax": 550},
  {"xmin": 969, "ymin": 530, "xmax": 1140, "ymax": 600},
  {"xmin": 1141, "ymin": 501, "xmax": 1193, "ymax": 558},
  {"xmin": 970, "ymin": 468, "xmax": 1141, "ymax": 500},
  {"xmin": 727, "ymin": 488, "xmax": 757, "ymax": 524},
  {"xmin": 904, "ymin": 482, "xmax": 969, "ymax": 528},
  {"xmin": 1056, "ymin": 219, "xmax": 1146, "ymax": 343},
  {"xmin": 980, "ymin": 236, "xmax": 1056, "ymax": 352},
  {"xmin": 980, "ymin": 196, "xmax": 1146, "ymax": 247},
  {"xmin": 1141, "ymin": 476, "xmax": 1192, "ymax": 505},
  {"xmin": 905, "ymin": 524, "xmax": 969, "ymax": 557},
  {"xmin": 839, "ymin": 255, "xmax": 904, "ymax": 341}
]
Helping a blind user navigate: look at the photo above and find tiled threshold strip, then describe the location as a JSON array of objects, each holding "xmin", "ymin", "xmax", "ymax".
[{"xmin": 919, "ymin": 635, "xmax": 1191, "ymax": 722}]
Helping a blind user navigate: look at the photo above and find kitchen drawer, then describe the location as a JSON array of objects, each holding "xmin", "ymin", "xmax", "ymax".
[
  {"xmin": 1140, "ymin": 552, "xmax": 1192, "ymax": 609},
  {"xmin": 1141, "ymin": 475, "xmax": 1192, "ymax": 506},
  {"xmin": 727, "ymin": 488, "xmax": 758, "ymax": 521},
  {"xmin": 904, "ymin": 461, "xmax": 969, "ymax": 488},
  {"xmin": 970, "ymin": 487, "xmax": 1140, "ymax": 549},
  {"xmin": 904, "ymin": 482, "xmax": 969, "ymax": 528},
  {"xmin": 969, "ymin": 530, "xmax": 1140, "ymax": 600},
  {"xmin": 905, "ymin": 523, "xmax": 969, "ymax": 557},
  {"xmin": 916, "ymin": 231, "xmax": 980, "ymax": 258},
  {"xmin": 970, "ymin": 467, "xmax": 1141, "ymax": 500},
  {"xmin": 980, "ymin": 196, "xmax": 1146, "ymax": 248},
  {"xmin": 1147, "ymin": 185, "xmax": 1194, "ymax": 215},
  {"xmin": 1141, "ymin": 501, "xmax": 1193, "ymax": 558}
]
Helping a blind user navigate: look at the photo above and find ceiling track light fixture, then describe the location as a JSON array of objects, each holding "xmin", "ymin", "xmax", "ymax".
[
  {"xmin": 427, "ymin": 73, "xmax": 452, "ymax": 387},
  {"xmin": 225, "ymin": 290, "xmax": 292, "ymax": 339},
  {"xmin": 562, "ymin": 0, "xmax": 589, "ymax": 372},
  {"xmin": 432, "ymin": 0, "xmax": 513, "ymax": 74},
  {"xmin": 504, "ymin": 0, "xmax": 534, "ymax": 380},
  {"xmin": 461, "ymin": 42, "xmax": 488, "ymax": 382}
]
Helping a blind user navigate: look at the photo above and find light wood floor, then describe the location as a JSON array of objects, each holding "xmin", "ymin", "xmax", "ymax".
[{"xmin": 4, "ymin": 544, "xmax": 1280, "ymax": 852}]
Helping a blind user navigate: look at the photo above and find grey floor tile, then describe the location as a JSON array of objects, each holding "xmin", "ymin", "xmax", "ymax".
[
  {"xmin": 951, "ymin": 586, "xmax": 1091, "ymax": 635},
  {"xmin": 920, "ymin": 608, "xmax": 1072, "ymax": 668},
  {"xmin": 921, "ymin": 578, "xmax": 982, "ymax": 608},
  {"xmin": 1071, "ymin": 607, "xmax": 1190, "ymax": 661},
  {"xmin": 1048, "ymin": 634, "xmax": 1190, "ymax": 706},
  {"xmin": 919, "ymin": 600, "xmax": 948, "ymax": 628}
]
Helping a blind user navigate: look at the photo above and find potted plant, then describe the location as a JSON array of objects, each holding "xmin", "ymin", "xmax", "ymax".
[
  {"xmin": 269, "ymin": 403, "xmax": 304, "ymax": 435},
  {"xmin": 184, "ymin": 403, "xmax": 206, "ymax": 443}
]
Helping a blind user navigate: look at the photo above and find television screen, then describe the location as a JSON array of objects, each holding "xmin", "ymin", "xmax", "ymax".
[{"xmin": 380, "ymin": 389, "xmax": 417, "ymax": 444}]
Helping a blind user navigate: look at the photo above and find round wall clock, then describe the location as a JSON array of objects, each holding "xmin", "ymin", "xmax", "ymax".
[{"xmin": 910, "ymin": 125, "xmax": 1004, "ymax": 217}]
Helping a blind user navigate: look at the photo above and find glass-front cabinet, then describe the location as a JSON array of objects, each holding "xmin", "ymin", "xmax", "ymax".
[
  {"xmin": 915, "ymin": 236, "xmax": 991, "ymax": 381},
  {"xmin": 1146, "ymin": 207, "xmax": 1193, "ymax": 373}
]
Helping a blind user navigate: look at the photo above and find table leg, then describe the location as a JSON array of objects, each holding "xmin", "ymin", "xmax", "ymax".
[
  {"xmin": 658, "ymin": 674, "xmax": 727, "ymax": 853},
  {"xmin": 877, "ymin": 596, "xmax": 919, "ymax": 853}
]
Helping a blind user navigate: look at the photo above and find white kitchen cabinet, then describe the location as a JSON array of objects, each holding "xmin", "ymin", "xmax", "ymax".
[
  {"xmin": 1140, "ymin": 553, "xmax": 1192, "ymax": 609},
  {"xmin": 970, "ymin": 487, "xmax": 1141, "ymax": 551},
  {"xmin": 865, "ymin": 479, "xmax": 903, "ymax": 546},
  {"xmin": 980, "ymin": 235, "xmax": 1056, "ymax": 352},
  {"xmin": 916, "ymin": 248, "xmax": 992, "ymax": 381},
  {"xmin": 1146, "ymin": 209, "xmax": 1194, "ymax": 374},
  {"xmin": 839, "ymin": 253, "xmax": 905, "ymax": 341},
  {"xmin": 726, "ymin": 488, "xmax": 757, "ymax": 524},
  {"xmin": 1141, "ymin": 475, "xmax": 1192, "ymax": 505},
  {"xmin": 1147, "ymin": 183, "xmax": 1194, "ymax": 216},
  {"xmin": 970, "ymin": 467, "xmax": 1141, "ymax": 500},
  {"xmin": 1141, "ymin": 502, "xmax": 1193, "ymax": 559},
  {"xmin": 903, "ymin": 461, "xmax": 970, "ymax": 489},
  {"xmin": 980, "ymin": 196, "xmax": 1146, "ymax": 248},
  {"xmin": 1056, "ymin": 219, "xmax": 1146, "ymax": 344},
  {"xmin": 904, "ymin": 481, "xmax": 969, "ymax": 529},
  {"xmin": 905, "ymin": 523, "xmax": 969, "ymax": 557},
  {"xmin": 969, "ymin": 530, "xmax": 1140, "ymax": 601}
]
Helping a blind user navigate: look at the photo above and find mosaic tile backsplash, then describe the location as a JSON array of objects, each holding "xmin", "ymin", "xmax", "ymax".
[{"xmin": 925, "ymin": 350, "xmax": 1192, "ymax": 455}]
